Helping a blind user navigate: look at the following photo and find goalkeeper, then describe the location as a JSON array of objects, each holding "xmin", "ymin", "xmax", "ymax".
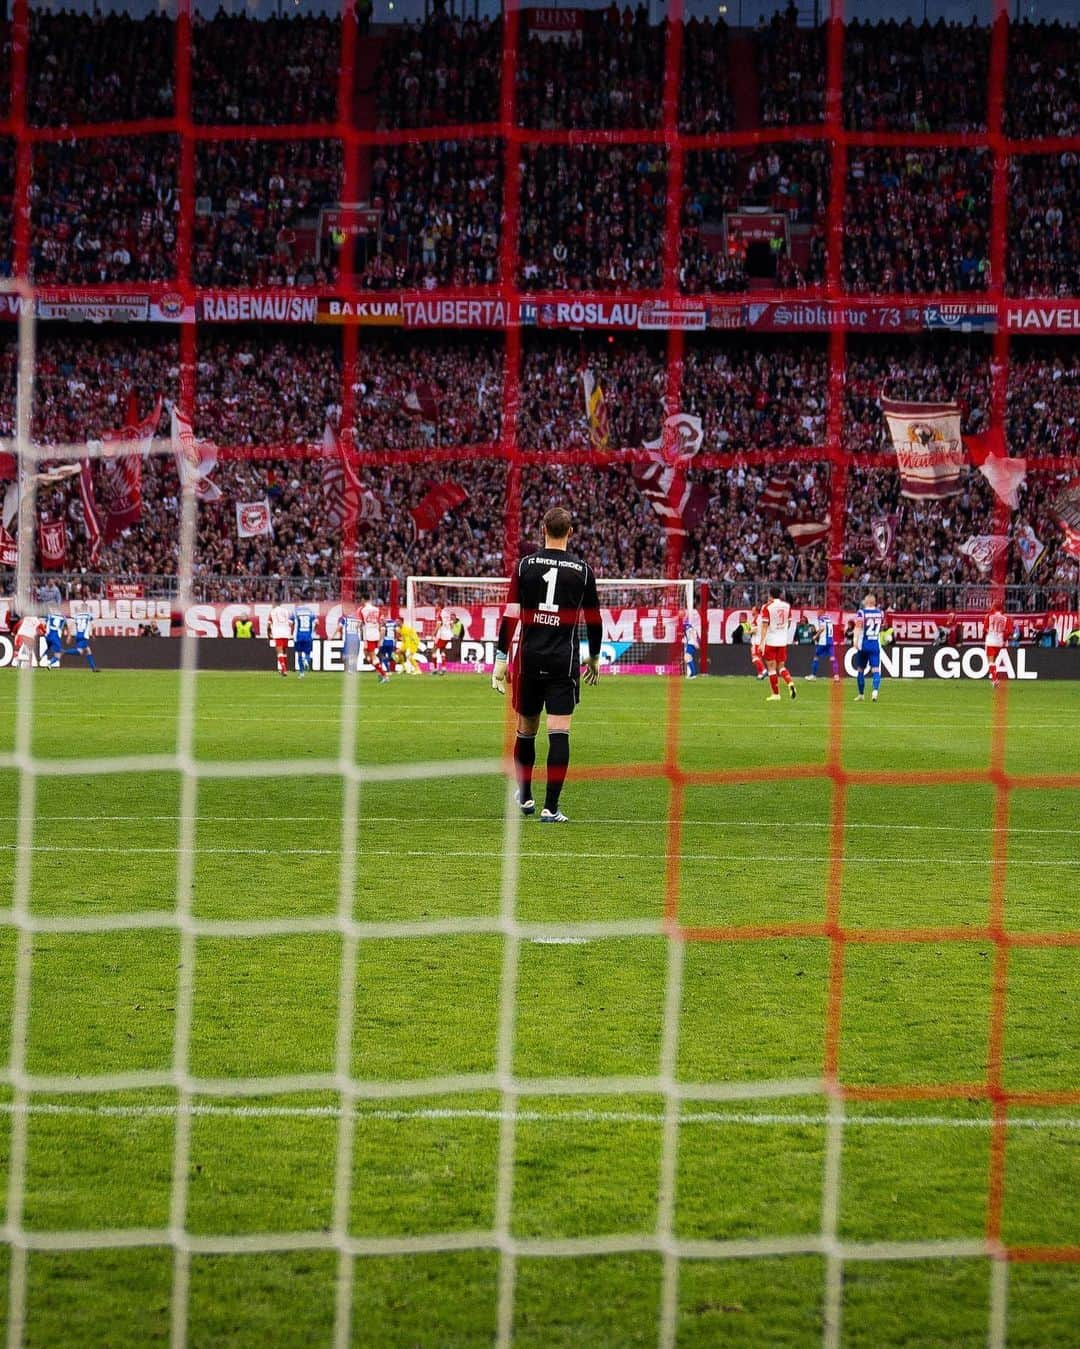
[{"xmin": 492, "ymin": 506, "xmax": 602, "ymax": 824}]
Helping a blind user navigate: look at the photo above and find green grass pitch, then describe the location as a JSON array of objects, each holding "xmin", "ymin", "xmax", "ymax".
[{"xmin": 0, "ymin": 668, "xmax": 1076, "ymax": 1346}]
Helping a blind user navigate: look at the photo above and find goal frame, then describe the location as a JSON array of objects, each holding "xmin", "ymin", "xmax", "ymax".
[
  {"xmin": 405, "ymin": 575, "xmax": 695, "ymax": 618},
  {"xmin": 405, "ymin": 575, "xmax": 697, "ymax": 675}
]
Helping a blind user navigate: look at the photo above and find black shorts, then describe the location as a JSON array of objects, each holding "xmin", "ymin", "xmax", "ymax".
[{"xmin": 514, "ymin": 668, "xmax": 580, "ymax": 718}]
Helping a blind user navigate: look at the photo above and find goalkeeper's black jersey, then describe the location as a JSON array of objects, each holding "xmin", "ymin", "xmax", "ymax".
[{"xmin": 499, "ymin": 549, "xmax": 602, "ymax": 676}]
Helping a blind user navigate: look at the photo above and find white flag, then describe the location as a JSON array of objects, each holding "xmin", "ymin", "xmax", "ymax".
[
  {"xmin": 959, "ymin": 534, "xmax": 1009, "ymax": 575},
  {"xmin": 977, "ymin": 455, "xmax": 1026, "ymax": 511},
  {"xmin": 1015, "ymin": 523, "xmax": 1045, "ymax": 576},
  {"xmin": 881, "ymin": 397, "xmax": 965, "ymax": 499},
  {"xmin": 235, "ymin": 499, "xmax": 273, "ymax": 538},
  {"xmin": 171, "ymin": 404, "xmax": 221, "ymax": 503}
]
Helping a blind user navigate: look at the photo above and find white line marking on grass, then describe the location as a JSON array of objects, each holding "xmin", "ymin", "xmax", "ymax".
[
  {"xmin": 5, "ymin": 1102, "xmax": 1078, "ymax": 1129},
  {"xmin": 3, "ymin": 844, "xmax": 1077, "ymax": 868},
  {"xmin": 14, "ymin": 816, "xmax": 1080, "ymax": 840}
]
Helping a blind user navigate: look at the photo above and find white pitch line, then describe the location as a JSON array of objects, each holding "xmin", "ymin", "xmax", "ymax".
[
  {"xmin": 1, "ymin": 843, "xmax": 1076, "ymax": 868},
  {"xmin": 4, "ymin": 1101, "xmax": 1079, "ymax": 1129},
  {"xmin": 7, "ymin": 815, "xmax": 1080, "ymax": 839}
]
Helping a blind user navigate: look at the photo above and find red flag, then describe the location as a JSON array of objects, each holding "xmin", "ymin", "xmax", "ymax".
[
  {"xmin": 410, "ymin": 481, "xmax": 469, "ymax": 534},
  {"xmin": 78, "ymin": 459, "xmax": 103, "ymax": 564},
  {"xmin": 632, "ymin": 459, "xmax": 708, "ymax": 535},
  {"xmin": 0, "ymin": 453, "xmax": 16, "ymax": 482},
  {"xmin": 786, "ymin": 518, "xmax": 830, "ymax": 550},
  {"xmin": 758, "ymin": 473, "xmax": 794, "ymax": 518},
  {"xmin": 321, "ymin": 421, "xmax": 362, "ymax": 530},
  {"xmin": 1053, "ymin": 481, "xmax": 1080, "ymax": 559},
  {"xmin": 0, "ymin": 522, "xmax": 16, "ymax": 566},
  {"xmin": 100, "ymin": 394, "xmax": 161, "ymax": 540},
  {"xmin": 403, "ymin": 382, "xmax": 439, "ymax": 422},
  {"xmin": 38, "ymin": 519, "xmax": 66, "ymax": 570},
  {"xmin": 871, "ymin": 513, "xmax": 899, "ymax": 560}
]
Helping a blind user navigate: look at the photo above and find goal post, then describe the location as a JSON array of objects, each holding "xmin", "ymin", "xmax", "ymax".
[{"xmin": 405, "ymin": 575, "xmax": 696, "ymax": 674}]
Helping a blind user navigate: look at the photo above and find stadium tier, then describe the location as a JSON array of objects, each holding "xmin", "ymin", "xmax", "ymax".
[{"xmin": 0, "ymin": 3, "xmax": 1078, "ymax": 1348}]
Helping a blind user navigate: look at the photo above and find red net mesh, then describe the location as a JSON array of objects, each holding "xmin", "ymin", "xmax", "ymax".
[{"xmin": 5, "ymin": 0, "xmax": 1080, "ymax": 1278}]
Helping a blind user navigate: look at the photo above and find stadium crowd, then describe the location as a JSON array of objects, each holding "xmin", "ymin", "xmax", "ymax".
[
  {"xmin": 843, "ymin": 18, "xmax": 988, "ymax": 133},
  {"xmin": 0, "ymin": 330, "xmax": 1076, "ymax": 598},
  {"xmin": 372, "ymin": 12, "xmax": 501, "ymax": 130},
  {"xmin": 3, "ymin": 9, "xmax": 1077, "ymax": 292},
  {"xmin": 194, "ymin": 139, "xmax": 342, "ymax": 288},
  {"xmin": 1007, "ymin": 154, "xmax": 1080, "ymax": 298},
  {"xmin": 1006, "ymin": 20, "xmax": 1080, "ymax": 141},
  {"xmin": 27, "ymin": 11, "xmax": 173, "ymax": 127},
  {"xmin": 361, "ymin": 140, "xmax": 502, "ymax": 289},
  {"xmin": 30, "ymin": 137, "xmax": 178, "ymax": 284},
  {"xmin": 193, "ymin": 13, "xmax": 339, "ymax": 125},
  {"xmin": 1, "ymin": 8, "xmax": 1078, "ymax": 596},
  {"xmin": 843, "ymin": 149, "xmax": 992, "ymax": 294},
  {"xmin": 517, "ymin": 145, "xmax": 667, "ymax": 291}
]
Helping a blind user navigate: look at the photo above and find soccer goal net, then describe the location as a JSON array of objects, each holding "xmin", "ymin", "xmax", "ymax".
[{"xmin": 406, "ymin": 575, "xmax": 696, "ymax": 674}]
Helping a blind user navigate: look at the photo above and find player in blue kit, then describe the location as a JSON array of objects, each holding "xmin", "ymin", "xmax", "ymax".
[
  {"xmin": 682, "ymin": 610, "xmax": 700, "ymax": 679},
  {"xmin": 806, "ymin": 612, "xmax": 839, "ymax": 682},
  {"xmin": 853, "ymin": 593, "xmax": 884, "ymax": 702},
  {"xmin": 338, "ymin": 608, "xmax": 361, "ymax": 673},
  {"xmin": 44, "ymin": 612, "xmax": 66, "ymax": 669},
  {"xmin": 377, "ymin": 615, "xmax": 398, "ymax": 685},
  {"xmin": 292, "ymin": 605, "xmax": 316, "ymax": 677},
  {"xmin": 65, "ymin": 610, "xmax": 99, "ymax": 672}
]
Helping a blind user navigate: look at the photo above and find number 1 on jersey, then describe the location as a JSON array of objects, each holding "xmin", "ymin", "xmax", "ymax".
[{"xmin": 539, "ymin": 567, "xmax": 559, "ymax": 612}]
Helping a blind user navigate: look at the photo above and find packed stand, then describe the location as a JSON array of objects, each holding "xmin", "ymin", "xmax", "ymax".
[
  {"xmin": 843, "ymin": 19, "xmax": 987, "ymax": 133},
  {"xmin": 1006, "ymin": 22, "xmax": 1080, "ymax": 141},
  {"xmin": 843, "ymin": 149, "xmax": 991, "ymax": 294},
  {"xmin": 31, "ymin": 138, "xmax": 178, "ymax": 284},
  {"xmin": 519, "ymin": 338, "xmax": 826, "ymax": 454},
  {"xmin": 194, "ymin": 140, "xmax": 341, "ymax": 287},
  {"xmin": 194, "ymin": 334, "xmax": 340, "ymax": 448},
  {"xmin": 755, "ymin": 9, "xmax": 825, "ymax": 127},
  {"xmin": 352, "ymin": 336, "xmax": 502, "ymax": 449},
  {"xmin": 517, "ymin": 461, "xmax": 831, "ymax": 584},
  {"xmin": 1007, "ymin": 154, "xmax": 1080, "ymax": 298},
  {"xmin": 517, "ymin": 5, "xmax": 664, "ymax": 131},
  {"xmin": 679, "ymin": 14, "xmax": 734, "ymax": 133},
  {"xmin": 193, "ymin": 13, "xmax": 339, "ymax": 125},
  {"xmin": 517, "ymin": 146, "xmax": 666, "ymax": 290},
  {"xmin": 1007, "ymin": 343, "xmax": 1080, "ymax": 461},
  {"xmin": 28, "ymin": 12, "xmax": 173, "ymax": 127},
  {"xmin": 741, "ymin": 145, "xmax": 829, "ymax": 225},
  {"xmin": 362, "ymin": 141, "xmax": 501, "ymax": 289},
  {"xmin": 1, "ymin": 324, "xmax": 1076, "ymax": 594},
  {"xmin": 371, "ymin": 13, "xmax": 500, "ymax": 130}
]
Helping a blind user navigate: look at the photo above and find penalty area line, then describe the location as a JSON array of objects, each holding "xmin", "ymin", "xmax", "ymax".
[{"xmin": 2, "ymin": 1101, "xmax": 1079, "ymax": 1130}]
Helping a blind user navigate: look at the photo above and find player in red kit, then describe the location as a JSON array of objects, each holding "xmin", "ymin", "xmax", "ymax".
[
  {"xmin": 756, "ymin": 587, "xmax": 797, "ymax": 702},
  {"xmin": 985, "ymin": 605, "xmax": 1008, "ymax": 685},
  {"xmin": 749, "ymin": 605, "xmax": 766, "ymax": 680}
]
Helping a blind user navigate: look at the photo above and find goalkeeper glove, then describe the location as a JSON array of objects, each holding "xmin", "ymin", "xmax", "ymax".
[
  {"xmin": 583, "ymin": 654, "xmax": 600, "ymax": 686},
  {"xmin": 492, "ymin": 651, "xmax": 508, "ymax": 695}
]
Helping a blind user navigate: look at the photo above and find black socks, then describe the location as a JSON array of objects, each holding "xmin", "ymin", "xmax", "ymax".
[
  {"xmin": 514, "ymin": 733, "xmax": 536, "ymax": 800},
  {"xmin": 545, "ymin": 731, "xmax": 570, "ymax": 813}
]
